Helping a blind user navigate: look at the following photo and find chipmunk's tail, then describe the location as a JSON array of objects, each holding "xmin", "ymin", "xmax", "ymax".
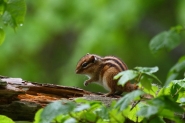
[{"xmin": 124, "ymin": 82, "xmax": 138, "ymax": 92}]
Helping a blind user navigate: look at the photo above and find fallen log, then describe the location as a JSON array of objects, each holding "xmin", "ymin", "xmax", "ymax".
[{"xmin": 0, "ymin": 75, "xmax": 118, "ymax": 121}]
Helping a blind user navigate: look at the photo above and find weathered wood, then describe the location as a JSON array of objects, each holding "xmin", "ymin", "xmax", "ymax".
[{"xmin": 0, "ymin": 75, "xmax": 118, "ymax": 121}]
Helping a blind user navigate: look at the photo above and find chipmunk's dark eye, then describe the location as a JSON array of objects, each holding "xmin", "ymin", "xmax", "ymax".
[{"xmin": 82, "ymin": 62, "xmax": 88, "ymax": 68}]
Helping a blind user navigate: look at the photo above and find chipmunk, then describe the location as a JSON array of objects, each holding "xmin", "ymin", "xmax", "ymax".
[{"xmin": 75, "ymin": 53, "xmax": 138, "ymax": 96}]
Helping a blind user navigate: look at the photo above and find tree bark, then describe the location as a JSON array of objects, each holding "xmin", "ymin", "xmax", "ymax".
[{"xmin": 0, "ymin": 75, "xmax": 118, "ymax": 121}]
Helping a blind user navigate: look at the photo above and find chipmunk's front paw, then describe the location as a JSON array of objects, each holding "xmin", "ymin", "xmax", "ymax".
[{"xmin": 84, "ymin": 81, "xmax": 89, "ymax": 86}]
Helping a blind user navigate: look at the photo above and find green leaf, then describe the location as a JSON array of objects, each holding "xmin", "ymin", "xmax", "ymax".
[
  {"xmin": 123, "ymin": 105, "xmax": 143, "ymax": 122},
  {"xmin": 114, "ymin": 70, "xmax": 139, "ymax": 86},
  {"xmin": 95, "ymin": 106, "xmax": 109, "ymax": 119},
  {"xmin": 0, "ymin": 115, "xmax": 14, "ymax": 123},
  {"xmin": 171, "ymin": 25, "xmax": 185, "ymax": 34},
  {"xmin": 158, "ymin": 84, "xmax": 171, "ymax": 96},
  {"xmin": 34, "ymin": 109, "xmax": 43, "ymax": 123},
  {"xmin": 137, "ymin": 96, "xmax": 184, "ymax": 119},
  {"xmin": 159, "ymin": 109, "xmax": 174, "ymax": 119},
  {"xmin": 144, "ymin": 73, "xmax": 162, "ymax": 84},
  {"xmin": 171, "ymin": 79, "xmax": 185, "ymax": 100},
  {"xmin": 84, "ymin": 112, "xmax": 97, "ymax": 122},
  {"xmin": 179, "ymin": 97, "xmax": 185, "ymax": 107},
  {"xmin": 75, "ymin": 98, "xmax": 102, "ymax": 110},
  {"xmin": 159, "ymin": 109, "xmax": 184, "ymax": 123},
  {"xmin": 134, "ymin": 66, "xmax": 161, "ymax": 84},
  {"xmin": 2, "ymin": 0, "xmax": 26, "ymax": 29},
  {"xmin": 55, "ymin": 115, "xmax": 71, "ymax": 123},
  {"xmin": 165, "ymin": 56, "xmax": 185, "ymax": 86},
  {"xmin": 75, "ymin": 98, "xmax": 102, "ymax": 106},
  {"xmin": 177, "ymin": 93, "xmax": 185, "ymax": 104},
  {"xmin": 152, "ymin": 96, "xmax": 184, "ymax": 113},
  {"xmin": 74, "ymin": 104, "xmax": 90, "ymax": 112},
  {"xmin": 0, "ymin": 1, "xmax": 5, "ymax": 15},
  {"xmin": 40, "ymin": 100, "xmax": 76, "ymax": 123},
  {"xmin": 141, "ymin": 84, "xmax": 159, "ymax": 97},
  {"xmin": 97, "ymin": 119, "xmax": 109, "ymax": 123},
  {"xmin": 140, "ymin": 75, "xmax": 152, "ymax": 90},
  {"xmin": 115, "ymin": 90, "xmax": 145, "ymax": 111},
  {"xmin": 109, "ymin": 109, "xmax": 125, "ymax": 123},
  {"xmin": 75, "ymin": 98, "xmax": 90, "ymax": 103},
  {"xmin": 64, "ymin": 118, "xmax": 76, "ymax": 123},
  {"xmin": 180, "ymin": 98, "xmax": 185, "ymax": 103},
  {"xmin": 137, "ymin": 105, "xmax": 159, "ymax": 118},
  {"xmin": 149, "ymin": 116, "xmax": 165, "ymax": 123},
  {"xmin": 134, "ymin": 66, "xmax": 159, "ymax": 74},
  {"xmin": 170, "ymin": 83, "xmax": 180, "ymax": 101},
  {"xmin": 172, "ymin": 79, "xmax": 185, "ymax": 89},
  {"xmin": 161, "ymin": 79, "xmax": 185, "ymax": 100},
  {"xmin": 0, "ymin": 28, "xmax": 5, "ymax": 45},
  {"xmin": 149, "ymin": 29, "xmax": 181, "ymax": 53}
]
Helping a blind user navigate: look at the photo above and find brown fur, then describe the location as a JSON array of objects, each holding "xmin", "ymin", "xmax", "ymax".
[{"xmin": 76, "ymin": 54, "xmax": 138, "ymax": 96}]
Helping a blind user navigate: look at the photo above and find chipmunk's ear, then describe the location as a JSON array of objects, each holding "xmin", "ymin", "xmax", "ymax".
[
  {"xmin": 90, "ymin": 55, "xmax": 100, "ymax": 63},
  {"xmin": 88, "ymin": 55, "xmax": 95, "ymax": 63},
  {"xmin": 86, "ymin": 53, "xmax": 90, "ymax": 55}
]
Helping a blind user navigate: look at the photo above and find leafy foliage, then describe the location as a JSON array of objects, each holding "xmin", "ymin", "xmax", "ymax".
[
  {"xmin": 114, "ymin": 66, "xmax": 161, "ymax": 91},
  {"xmin": 149, "ymin": 25, "xmax": 184, "ymax": 53},
  {"xmin": 37, "ymin": 101, "xmax": 76, "ymax": 123},
  {"xmin": 137, "ymin": 96, "xmax": 184, "ymax": 122},
  {"xmin": 0, "ymin": 0, "xmax": 26, "ymax": 44},
  {"xmin": 165, "ymin": 56, "xmax": 185, "ymax": 86},
  {"xmin": 33, "ymin": 26, "xmax": 185, "ymax": 123},
  {"xmin": 115, "ymin": 90, "xmax": 145, "ymax": 111},
  {"xmin": 114, "ymin": 70, "xmax": 139, "ymax": 86},
  {"xmin": 0, "ymin": 115, "xmax": 14, "ymax": 123}
]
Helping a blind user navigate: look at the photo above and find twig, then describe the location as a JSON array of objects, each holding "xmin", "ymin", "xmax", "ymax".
[
  {"xmin": 173, "ymin": 86, "xmax": 182, "ymax": 98},
  {"xmin": 130, "ymin": 96, "xmax": 143, "ymax": 111}
]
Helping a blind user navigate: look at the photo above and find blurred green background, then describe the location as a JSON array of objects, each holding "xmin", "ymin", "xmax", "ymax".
[{"xmin": 0, "ymin": 0, "xmax": 185, "ymax": 92}]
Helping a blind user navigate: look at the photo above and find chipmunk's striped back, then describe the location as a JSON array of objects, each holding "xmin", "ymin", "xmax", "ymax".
[{"xmin": 103, "ymin": 56, "xmax": 128, "ymax": 71}]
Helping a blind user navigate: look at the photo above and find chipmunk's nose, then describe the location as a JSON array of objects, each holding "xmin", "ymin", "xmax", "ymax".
[{"xmin": 75, "ymin": 69, "xmax": 79, "ymax": 74}]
